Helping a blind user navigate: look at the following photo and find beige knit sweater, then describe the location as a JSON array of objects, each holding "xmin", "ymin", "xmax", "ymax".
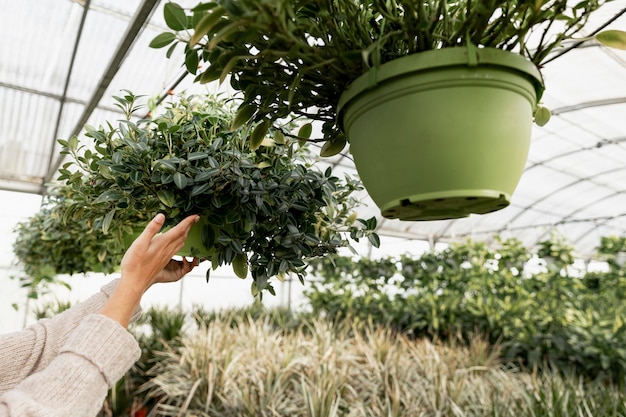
[{"xmin": 0, "ymin": 280, "xmax": 141, "ymax": 417}]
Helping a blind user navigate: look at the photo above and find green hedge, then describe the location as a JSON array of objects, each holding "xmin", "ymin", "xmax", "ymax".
[{"xmin": 305, "ymin": 235, "xmax": 626, "ymax": 383}]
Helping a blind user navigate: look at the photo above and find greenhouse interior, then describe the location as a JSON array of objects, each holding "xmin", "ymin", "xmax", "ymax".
[{"xmin": 2, "ymin": 0, "xmax": 626, "ymax": 415}]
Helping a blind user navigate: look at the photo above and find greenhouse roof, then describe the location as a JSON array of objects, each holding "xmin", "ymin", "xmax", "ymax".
[{"xmin": 1, "ymin": 0, "xmax": 626, "ymax": 259}]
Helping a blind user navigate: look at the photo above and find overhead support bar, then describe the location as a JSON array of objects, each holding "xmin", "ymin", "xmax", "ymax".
[
  {"xmin": 44, "ymin": 0, "xmax": 92, "ymax": 190},
  {"xmin": 44, "ymin": 0, "xmax": 161, "ymax": 186},
  {"xmin": 0, "ymin": 179, "xmax": 45, "ymax": 195},
  {"xmin": 551, "ymin": 97, "xmax": 626, "ymax": 115}
]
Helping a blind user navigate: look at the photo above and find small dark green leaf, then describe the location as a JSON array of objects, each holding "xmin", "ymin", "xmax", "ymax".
[
  {"xmin": 165, "ymin": 42, "xmax": 178, "ymax": 58},
  {"xmin": 94, "ymin": 190, "xmax": 124, "ymax": 204},
  {"xmin": 190, "ymin": 6, "xmax": 226, "ymax": 46},
  {"xmin": 195, "ymin": 168, "xmax": 219, "ymax": 182},
  {"xmin": 231, "ymin": 103, "xmax": 257, "ymax": 131},
  {"xmin": 130, "ymin": 171, "xmax": 143, "ymax": 183},
  {"xmin": 102, "ymin": 209, "xmax": 115, "ymax": 235},
  {"xmin": 232, "ymin": 252, "xmax": 248, "ymax": 278},
  {"xmin": 201, "ymin": 223, "xmax": 216, "ymax": 249},
  {"xmin": 185, "ymin": 49, "xmax": 200, "ymax": 74},
  {"xmin": 191, "ymin": 182, "xmax": 211, "ymax": 196},
  {"xmin": 157, "ymin": 190, "xmax": 176, "ymax": 207},
  {"xmin": 197, "ymin": 66, "xmax": 222, "ymax": 84},
  {"xmin": 274, "ymin": 130, "xmax": 285, "ymax": 144},
  {"xmin": 366, "ymin": 216, "xmax": 378, "ymax": 230},
  {"xmin": 164, "ymin": 2, "xmax": 188, "ymax": 31},
  {"xmin": 219, "ymin": 54, "xmax": 253, "ymax": 84},
  {"xmin": 298, "ymin": 122, "xmax": 313, "ymax": 140},
  {"xmin": 188, "ymin": 151, "xmax": 208, "ymax": 161},
  {"xmin": 173, "ymin": 172, "xmax": 188, "ymax": 189},
  {"xmin": 149, "ymin": 32, "xmax": 177, "ymax": 49},
  {"xmin": 320, "ymin": 135, "xmax": 347, "ymax": 157},
  {"xmin": 250, "ymin": 120, "xmax": 270, "ymax": 151},
  {"xmin": 368, "ymin": 233, "xmax": 381, "ymax": 248}
]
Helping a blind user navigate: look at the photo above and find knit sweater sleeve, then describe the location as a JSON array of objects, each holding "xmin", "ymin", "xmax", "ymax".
[
  {"xmin": 0, "ymin": 314, "xmax": 141, "ymax": 417},
  {"xmin": 0, "ymin": 279, "xmax": 139, "ymax": 393}
]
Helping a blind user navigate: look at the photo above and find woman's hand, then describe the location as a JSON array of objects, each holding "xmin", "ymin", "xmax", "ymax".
[
  {"xmin": 154, "ymin": 257, "xmax": 200, "ymax": 284},
  {"xmin": 100, "ymin": 213, "xmax": 200, "ymax": 327},
  {"xmin": 120, "ymin": 213, "xmax": 200, "ymax": 292}
]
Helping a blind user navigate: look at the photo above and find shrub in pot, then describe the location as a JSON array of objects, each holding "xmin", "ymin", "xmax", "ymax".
[
  {"xmin": 152, "ymin": 0, "xmax": 626, "ymax": 221},
  {"xmin": 57, "ymin": 92, "xmax": 379, "ymax": 296}
]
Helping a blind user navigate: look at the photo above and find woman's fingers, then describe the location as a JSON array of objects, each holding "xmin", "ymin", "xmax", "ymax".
[
  {"xmin": 169, "ymin": 214, "xmax": 200, "ymax": 236},
  {"xmin": 159, "ymin": 214, "xmax": 200, "ymax": 252},
  {"xmin": 138, "ymin": 213, "xmax": 166, "ymax": 243}
]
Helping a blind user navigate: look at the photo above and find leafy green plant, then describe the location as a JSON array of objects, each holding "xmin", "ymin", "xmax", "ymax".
[
  {"xmin": 305, "ymin": 235, "xmax": 626, "ymax": 382},
  {"xmin": 536, "ymin": 231, "xmax": 576, "ymax": 272},
  {"xmin": 135, "ymin": 306, "xmax": 626, "ymax": 416},
  {"xmin": 56, "ymin": 92, "xmax": 378, "ymax": 296},
  {"xmin": 598, "ymin": 235, "xmax": 626, "ymax": 255},
  {"xmin": 152, "ymin": 0, "xmax": 626, "ymax": 154},
  {"xmin": 597, "ymin": 235, "xmax": 626, "ymax": 272},
  {"xmin": 12, "ymin": 187, "xmax": 122, "ymax": 296}
]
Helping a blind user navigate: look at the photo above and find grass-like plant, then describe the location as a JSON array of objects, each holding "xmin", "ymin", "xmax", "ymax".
[
  {"xmin": 131, "ymin": 308, "xmax": 626, "ymax": 416},
  {"xmin": 305, "ymin": 234, "xmax": 626, "ymax": 383}
]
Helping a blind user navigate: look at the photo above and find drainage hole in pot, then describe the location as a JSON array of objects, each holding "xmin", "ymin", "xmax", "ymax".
[{"xmin": 465, "ymin": 197, "xmax": 478, "ymax": 200}]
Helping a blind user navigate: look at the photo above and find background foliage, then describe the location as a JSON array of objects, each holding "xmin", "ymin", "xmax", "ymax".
[
  {"xmin": 306, "ymin": 234, "xmax": 626, "ymax": 383},
  {"xmin": 109, "ymin": 306, "xmax": 626, "ymax": 416},
  {"xmin": 32, "ymin": 231, "xmax": 626, "ymax": 416}
]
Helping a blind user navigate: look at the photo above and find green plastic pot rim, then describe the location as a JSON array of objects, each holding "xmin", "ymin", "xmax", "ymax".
[{"xmin": 337, "ymin": 47, "xmax": 544, "ymax": 130}]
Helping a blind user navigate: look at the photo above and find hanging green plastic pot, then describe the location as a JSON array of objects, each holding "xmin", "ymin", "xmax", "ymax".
[
  {"xmin": 123, "ymin": 216, "xmax": 215, "ymax": 258},
  {"xmin": 177, "ymin": 216, "xmax": 216, "ymax": 258},
  {"xmin": 337, "ymin": 46, "xmax": 543, "ymax": 221}
]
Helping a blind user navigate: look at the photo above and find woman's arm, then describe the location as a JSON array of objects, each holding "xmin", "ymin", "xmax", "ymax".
[
  {"xmin": 0, "ymin": 279, "xmax": 127, "ymax": 394},
  {"xmin": 0, "ymin": 314, "xmax": 140, "ymax": 417},
  {"xmin": 100, "ymin": 213, "xmax": 199, "ymax": 328},
  {"xmin": 0, "ymin": 214, "xmax": 199, "ymax": 417}
]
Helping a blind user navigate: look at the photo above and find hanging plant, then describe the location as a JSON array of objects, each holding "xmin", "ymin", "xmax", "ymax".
[
  {"xmin": 56, "ymin": 92, "xmax": 379, "ymax": 296},
  {"xmin": 12, "ymin": 187, "xmax": 123, "ymax": 297},
  {"xmin": 148, "ymin": 1, "xmax": 626, "ymax": 221},
  {"xmin": 152, "ymin": 0, "xmax": 626, "ymax": 151}
]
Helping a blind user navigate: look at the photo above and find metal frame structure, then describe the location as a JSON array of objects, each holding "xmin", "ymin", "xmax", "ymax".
[{"xmin": 1, "ymin": 0, "xmax": 626, "ymax": 259}]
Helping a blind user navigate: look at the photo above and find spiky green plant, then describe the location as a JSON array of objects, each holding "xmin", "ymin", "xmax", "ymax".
[{"xmin": 134, "ymin": 309, "xmax": 626, "ymax": 416}]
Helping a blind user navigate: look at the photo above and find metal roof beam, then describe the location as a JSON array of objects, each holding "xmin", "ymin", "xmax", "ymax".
[
  {"xmin": 571, "ymin": 213, "xmax": 626, "ymax": 249},
  {"xmin": 551, "ymin": 97, "xmax": 626, "ymax": 116},
  {"xmin": 0, "ymin": 82, "xmax": 125, "ymax": 116},
  {"xmin": 43, "ymin": 0, "xmax": 161, "ymax": 187},
  {"xmin": 0, "ymin": 179, "xmax": 44, "ymax": 195},
  {"xmin": 44, "ymin": 0, "xmax": 91, "ymax": 183}
]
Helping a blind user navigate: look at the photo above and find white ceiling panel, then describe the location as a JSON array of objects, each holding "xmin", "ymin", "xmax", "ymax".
[{"xmin": 1, "ymin": 0, "xmax": 626, "ymax": 259}]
